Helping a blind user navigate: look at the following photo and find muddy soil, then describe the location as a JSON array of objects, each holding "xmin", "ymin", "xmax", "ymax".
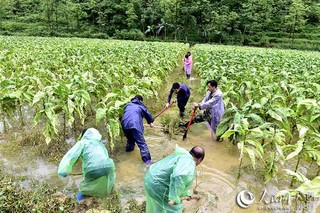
[{"xmin": 0, "ymin": 54, "xmax": 319, "ymax": 213}]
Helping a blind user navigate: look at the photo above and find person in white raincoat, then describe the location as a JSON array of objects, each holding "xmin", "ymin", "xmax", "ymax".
[
  {"xmin": 144, "ymin": 145, "xmax": 205, "ymax": 212},
  {"xmin": 58, "ymin": 128, "xmax": 115, "ymax": 201}
]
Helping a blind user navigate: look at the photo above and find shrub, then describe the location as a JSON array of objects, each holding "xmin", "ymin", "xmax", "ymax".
[{"xmin": 114, "ymin": 29, "xmax": 145, "ymax": 40}]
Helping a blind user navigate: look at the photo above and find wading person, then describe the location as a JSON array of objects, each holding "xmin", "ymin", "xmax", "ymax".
[
  {"xmin": 180, "ymin": 80, "xmax": 224, "ymax": 141},
  {"xmin": 121, "ymin": 95, "xmax": 154, "ymax": 164},
  {"xmin": 183, "ymin": 51, "xmax": 193, "ymax": 79},
  {"xmin": 166, "ymin": 82, "xmax": 191, "ymax": 119},
  {"xmin": 58, "ymin": 128, "xmax": 116, "ymax": 201},
  {"xmin": 144, "ymin": 145, "xmax": 204, "ymax": 213}
]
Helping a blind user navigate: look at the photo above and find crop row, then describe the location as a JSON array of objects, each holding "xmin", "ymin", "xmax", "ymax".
[
  {"xmin": 0, "ymin": 36, "xmax": 188, "ymax": 147},
  {"xmin": 193, "ymin": 44, "xmax": 320, "ymax": 199}
]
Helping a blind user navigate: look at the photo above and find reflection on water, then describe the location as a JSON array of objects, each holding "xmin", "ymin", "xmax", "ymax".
[
  {"xmin": 113, "ymin": 120, "xmax": 244, "ymax": 213},
  {"xmin": 1, "ymin": 60, "xmax": 318, "ymax": 212},
  {"xmin": 0, "ymin": 118, "xmax": 319, "ymax": 212}
]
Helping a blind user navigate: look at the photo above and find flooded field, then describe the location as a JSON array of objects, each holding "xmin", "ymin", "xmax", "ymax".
[{"xmin": 0, "ymin": 64, "xmax": 319, "ymax": 213}]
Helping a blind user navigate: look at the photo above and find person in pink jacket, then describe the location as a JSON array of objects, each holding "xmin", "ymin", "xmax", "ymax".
[{"xmin": 183, "ymin": 52, "xmax": 193, "ymax": 79}]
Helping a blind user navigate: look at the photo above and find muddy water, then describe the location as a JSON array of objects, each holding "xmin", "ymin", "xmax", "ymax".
[
  {"xmin": 0, "ymin": 62, "xmax": 319, "ymax": 212},
  {"xmin": 1, "ymin": 123, "xmax": 319, "ymax": 212}
]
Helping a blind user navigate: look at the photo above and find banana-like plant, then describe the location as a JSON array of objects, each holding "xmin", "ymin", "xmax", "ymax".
[
  {"xmin": 221, "ymin": 118, "xmax": 267, "ymax": 178},
  {"xmin": 33, "ymin": 102, "xmax": 59, "ymax": 144},
  {"xmin": 216, "ymin": 101, "xmax": 265, "ymax": 144},
  {"xmin": 260, "ymin": 125, "xmax": 286, "ymax": 183},
  {"xmin": 1, "ymin": 36, "xmax": 188, "ymax": 146},
  {"xmin": 0, "ymin": 79, "xmax": 26, "ymax": 132},
  {"xmin": 282, "ymin": 124, "xmax": 320, "ymax": 185}
]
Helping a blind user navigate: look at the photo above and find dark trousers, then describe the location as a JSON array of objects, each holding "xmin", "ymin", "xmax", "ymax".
[
  {"xmin": 123, "ymin": 128, "xmax": 151, "ymax": 162},
  {"xmin": 178, "ymin": 97, "xmax": 189, "ymax": 117},
  {"xmin": 186, "ymin": 110, "xmax": 210, "ymax": 127}
]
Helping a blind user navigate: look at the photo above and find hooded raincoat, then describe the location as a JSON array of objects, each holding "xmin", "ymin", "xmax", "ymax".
[
  {"xmin": 199, "ymin": 88, "xmax": 225, "ymax": 133},
  {"xmin": 144, "ymin": 145, "xmax": 196, "ymax": 213},
  {"xmin": 121, "ymin": 97, "xmax": 154, "ymax": 162},
  {"xmin": 58, "ymin": 128, "xmax": 115, "ymax": 197},
  {"xmin": 121, "ymin": 97, "xmax": 154, "ymax": 133}
]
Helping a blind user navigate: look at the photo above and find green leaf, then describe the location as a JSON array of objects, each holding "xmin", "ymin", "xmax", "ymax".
[
  {"xmin": 237, "ymin": 140, "xmax": 244, "ymax": 159},
  {"xmin": 242, "ymin": 118, "xmax": 249, "ymax": 130},
  {"xmin": 76, "ymin": 90, "xmax": 91, "ymax": 104},
  {"xmin": 108, "ymin": 118, "xmax": 120, "ymax": 139},
  {"xmin": 296, "ymin": 176, "xmax": 320, "ymax": 197},
  {"xmin": 286, "ymin": 140, "xmax": 303, "ymax": 160},
  {"xmin": 249, "ymin": 127, "xmax": 264, "ymax": 137},
  {"xmin": 114, "ymin": 100, "xmax": 126, "ymax": 108},
  {"xmin": 32, "ymin": 91, "xmax": 46, "ymax": 105},
  {"xmin": 216, "ymin": 118, "xmax": 231, "ymax": 137},
  {"xmin": 284, "ymin": 169, "xmax": 309, "ymax": 183},
  {"xmin": 33, "ymin": 110, "xmax": 44, "ymax": 124},
  {"xmin": 303, "ymin": 148, "xmax": 320, "ymax": 165},
  {"xmin": 221, "ymin": 130, "xmax": 237, "ymax": 138},
  {"xmin": 296, "ymin": 124, "xmax": 308, "ymax": 138},
  {"xmin": 310, "ymin": 114, "xmax": 320, "ymax": 122},
  {"xmin": 251, "ymin": 103, "xmax": 262, "ymax": 109},
  {"xmin": 276, "ymin": 144, "xmax": 285, "ymax": 163},
  {"xmin": 106, "ymin": 123, "xmax": 114, "ymax": 150},
  {"xmin": 297, "ymin": 99, "xmax": 317, "ymax": 109},
  {"xmin": 234, "ymin": 112, "xmax": 242, "ymax": 125},
  {"xmin": 67, "ymin": 99, "xmax": 75, "ymax": 126},
  {"xmin": 244, "ymin": 147, "xmax": 256, "ymax": 168},
  {"xmin": 246, "ymin": 113, "xmax": 264, "ymax": 126},
  {"xmin": 260, "ymin": 97, "xmax": 268, "ymax": 106},
  {"xmin": 96, "ymin": 108, "xmax": 107, "ymax": 124},
  {"xmin": 246, "ymin": 139, "xmax": 264, "ymax": 158},
  {"xmin": 268, "ymin": 110, "xmax": 282, "ymax": 122},
  {"xmin": 102, "ymin": 93, "xmax": 119, "ymax": 103},
  {"xmin": 44, "ymin": 123, "xmax": 52, "ymax": 145}
]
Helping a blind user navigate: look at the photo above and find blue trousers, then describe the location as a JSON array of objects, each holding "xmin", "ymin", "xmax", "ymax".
[{"xmin": 123, "ymin": 128, "xmax": 151, "ymax": 162}]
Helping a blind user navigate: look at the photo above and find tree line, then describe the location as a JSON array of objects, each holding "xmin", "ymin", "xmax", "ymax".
[{"xmin": 0, "ymin": 0, "xmax": 320, "ymax": 47}]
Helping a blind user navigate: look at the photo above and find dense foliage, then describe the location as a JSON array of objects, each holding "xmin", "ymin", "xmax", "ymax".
[
  {"xmin": 0, "ymin": 0, "xmax": 320, "ymax": 49},
  {"xmin": 193, "ymin": 44, "xmax": 320, "ymax": 200},
  {"xmin": 0, "ymin": 36, "xmax": 188, "ymax": 147}
]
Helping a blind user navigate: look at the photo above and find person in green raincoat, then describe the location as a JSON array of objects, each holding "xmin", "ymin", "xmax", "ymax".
[
  {"xmin": 144, "ymin": 145, "xmax": 205, "ymax": 212},
  {"xmin": 58, "ymin": 128, "xmax": 115, "ymax": 201}
]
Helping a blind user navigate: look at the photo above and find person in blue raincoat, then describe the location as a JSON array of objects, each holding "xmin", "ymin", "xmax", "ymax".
[
  {"xmin": 181, "ymin": 80, "xmax": 224, "ymax": 141},
  {"xmin": 58, "ymin": 128, "xmax": 115, "ymax": 201},
  {"xmin": 166, "ymin": 82, "xmax": 191, "ymax": 119},
  {"xmin": 144, "ymin": 145, "xmax": 205, "ymax": 213},
  {"xmin": 121, "ymin": 95, "xmax": 154, "ymax": 164}
]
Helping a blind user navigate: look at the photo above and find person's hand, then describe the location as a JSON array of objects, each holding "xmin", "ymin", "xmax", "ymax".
[
  {"xmin": 193, "ymin": 102, "xmax": 199, "ymax": 108},
  {"xmin": 190, "ymin": 195, "xmax": 200, "ymax": 200},
  {"xmin": 182, "ymin": 196, "xmax": 192, "ymax": 201},
  {"xmin": 166, "ymin": 103, "xmax": 170, "ymax": 108},
  {"xmin": 173, "ymin": 99, "xmax": 177, "ymax": 103},
  {"xmin": 149, "ymin": 123, "xmax": 155, "ymax": 128},
  {"xmin": 168, "ymin": 201, "xmax": 175, "ymax": 206},
  {"xmin": 59, "ymin": 172, "xmax": 68, "ymax": 178},
  {"xmin": 182, "ymin": 195, "xmax": 200, "ymax": 201}
]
